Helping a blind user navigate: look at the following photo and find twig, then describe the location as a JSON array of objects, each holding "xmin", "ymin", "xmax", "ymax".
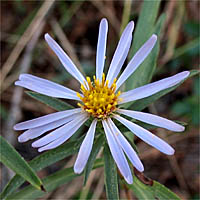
[{"xmin": 0, "ymin": 0, "xmax": 55, "ymax": 86}]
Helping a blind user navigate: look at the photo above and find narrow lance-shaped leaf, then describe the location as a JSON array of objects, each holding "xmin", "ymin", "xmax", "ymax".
[
  {"xmin": 0, "ymin": 136, "xmax": 43, "ymax": 191},
  {"xmin": 0, "ymin": 136, "xmax": 84, "ymax": 199},
  {"xmin": 26, "ymin": 91, "xmax": 74, "ymax": 111},
  {"xmin": 104, "ymin": 144, "xmax": 119, "ymax": 200},
  {"xmin": 127, "ymin": 175, "xmax": 155, "ymax": 200},
  {"xmin": 6, "ymin": 159, "xmax": 104, "ymax": 200},
  {"xmin": 154, "ymin": 181, "xmax": 180, "ymax": 200},
  {"xmin": 126, "ymin": 175, "xmax": 180, "ymax": 200},
  {"xmin": 123, "ymin": 14, "xmax": 166, "ymax": 109},
  {"xmin": 126, "ymin": 0, "xmax": 161, "ymax": 91}
]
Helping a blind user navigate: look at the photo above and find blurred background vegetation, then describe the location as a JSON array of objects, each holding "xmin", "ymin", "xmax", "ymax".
[{"xmin": 1, "ymin": 0, "xmax": 199, "ymax": 199}]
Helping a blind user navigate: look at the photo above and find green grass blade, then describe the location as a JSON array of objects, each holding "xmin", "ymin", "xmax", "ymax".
[
  {"xmin": 0, "ymin": 136, "xmax": 43, "ymax": 192},
  {"xmin": 104, "ymin": 144, "xmax": 119, "ymax": 200},
  {"xmin": 173, "ymin": 36, "xmax": 200, "ymax": 59}
]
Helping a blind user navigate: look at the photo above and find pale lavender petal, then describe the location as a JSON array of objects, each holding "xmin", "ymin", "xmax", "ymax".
[
  {"xmin": 19, "ymin": 74, "xmax": 78, "ymax": 97},
  {"xmin": 117, "ymin": 109, "xmax": 185, "ymax": 132},
  {"xmin": 119, "ymin": 71, "xmax": 190, "ymax": 104},
  {"xmin": 102, "ymin": 119, "xmax": 133, "ymax": 184},
  {"xmin": 114, "ymin": 115, "xmax": 175, "ymax": 155},
  {"xmin": 106, "ymin": 21, "xmax": 134, "ymax": 85},
  {"xmin": 14, "ymin": 108, "xmax": 82, "ymax": 130},
  {"xmin": 116, "ymin": 34, "xmax": 157, "ymax": 90},
  {"xmin": 107, "ymin": 118, "xmax": 144, "ymax": 172},
  {"xmin": 32, "ymin": 113, "xmax": 88, "ymax": 148},
  {"xmin": 96, "ymin": 18, "xmax": 108, "ymax": 81},
  {"xmin": 74, "ymin": 119, "xmax": 97, "ymax": 174},
  {"xmin": 45, "ymin": 33, "xmax": 86, "ymax": 85},
  {"xmin": 38, "ymin": 115, "xmax": 88, "ymax": 152},
  {"xmin": 15, "ymin": 80, "xmax": 79, "ymax": 100},
  {"xmin": 18, "ymin": 113, "xmax": 80, "ymax": 143}
]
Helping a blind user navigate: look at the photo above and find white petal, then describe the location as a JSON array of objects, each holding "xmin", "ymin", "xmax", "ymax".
[
  {"xmin": 38, "ymin": 115, "xmax": 88, "ymax": 152},
  {"xmin": 119, "ymin": 71, "xmax": 190, "ymax": 104},
  {"xmin": 18, "ymin": 113, "xmax": 80, "ymax": 143},
  {"xmin": 32, "ymin": 113, "xmax": 88, "ymax": 148},
  {"xmin": 74, "ymin": 119, "xmax": 97, "ymax": 174},
  {"xmin": 19, "ymin": 74, "xmax": 78, "ymax": 97},
  {"xmin": 96, "ymin": 18, "xmax": 108, "ymax": 82},
  {"xmin": 14, "ymin": 108, "xmax": 82, "ymax": 130},
  {"xmin": 15, "ymin": 80, "xmax": 79, "ymax": 100},
  {"xmin": 106, "ymin": 21, "xmax": 134, "ymax": 85},
  {"xmin": 45, "ymin": 33, "xmax": 86, "ymax": 85},
  {"xmin": 107, "ymin": 118, "xmax": 144, "ymax": 172},
  {"xmin": 116, "ymin": 34, "xmax": 157, "ymax": 90},
  {"xmin": 117, "ymin": 109, "xmax": 185, "ymax": 132},
  {"xmin": 114, "ymin": 115, "xmax": 175, "ymax": 155},
  {"xmin": 102, "ymin": 119, "xmax": 133, "ymax": 184}
]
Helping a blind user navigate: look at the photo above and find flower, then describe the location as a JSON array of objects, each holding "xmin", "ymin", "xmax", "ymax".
[{"xmin": 14, "ymin": 18, "xmax": 189, "ymax": 184}]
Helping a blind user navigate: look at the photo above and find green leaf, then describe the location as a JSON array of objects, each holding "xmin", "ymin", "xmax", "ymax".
[
  {"xmin": 0, "ymin": 137, "xmax": 84, "ymax": 199},
  {"xmin": 6, "ymin": 159, "xmax": 104, "ymax": 200},
  {"xmin": 154, "ymin": 181, "xmax": 180, "ymax": 200},
  {"xmin": 126, "ymin": 0, "xmax": 161, "ymax": 91},
  {"xmin": 127, "ymin": 175, "xmax": 180, "ymax": 200},
  {"xmin": 127, "ymin": 175, "xmax": 155, "ymax": 200},
  {"xmin": 6, "ymin": 167, "xmax": 77, "ymax": 200},
  {"xmin": 104, "ymin": 144, "xmax": 119, "ymax": 200},
  {"xmin": 0, "ymin": 136, "xmax": 43, "ymax": 191},
  {"xmin": 83, "ymin": 134, "xmax": 104, "ymax": 185},
  {"xmin": 128, "ymin": 69, "xmax": 200, "ymax": 111},
  {"xmin": 26, "ymin": 91, "xmax": 74, "ymax": 111}
]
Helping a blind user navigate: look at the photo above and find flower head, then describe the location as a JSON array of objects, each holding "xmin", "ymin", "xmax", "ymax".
[
  {"xmin": 14, "ymin": 18, "xmax": 189, "ymax": 184},
  {"xmin": 77, "ymin": 74, "xmax": 121, "ymax": 119}
]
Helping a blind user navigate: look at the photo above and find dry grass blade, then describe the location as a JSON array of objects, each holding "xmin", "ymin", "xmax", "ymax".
[
  {"xmin": 0, "ymin": 0, "xmax": 55, "ymax": 87},
  {"xmin": 91, "ymin": 0, "xmax": 120, "ymax": 33},
  {"xmin": 49, "ymin": 18, "xmax": 85, "ymax": 75},
  {"xmin": 120, "ymin": 0, "xmax": 132, "ymax": 35},
  {"xmin": 160, "ymin": 1, "xmax": 185, "ymax": 65},
  {"xmin": 148, "ymin": 104, "xmax": 189, "ymax": 193},
  {"xmin": 1, "ymin": 21, "xmax": 45, "ymax": 191}
]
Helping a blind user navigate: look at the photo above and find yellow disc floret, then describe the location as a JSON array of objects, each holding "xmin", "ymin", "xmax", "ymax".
[{"xmin": 77, "ymin": 73, "xmax": 121, "ymax": 119}]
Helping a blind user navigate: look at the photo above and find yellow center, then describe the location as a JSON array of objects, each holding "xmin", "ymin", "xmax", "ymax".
[{"xmin": 77, "ymin": 73, "xmax": 121, "ymax": 119}]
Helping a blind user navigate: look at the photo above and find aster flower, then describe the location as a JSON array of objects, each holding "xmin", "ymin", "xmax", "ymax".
[{"xmin": 14, "ymin": 18, "xmax": 189, "ymax": 184}]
